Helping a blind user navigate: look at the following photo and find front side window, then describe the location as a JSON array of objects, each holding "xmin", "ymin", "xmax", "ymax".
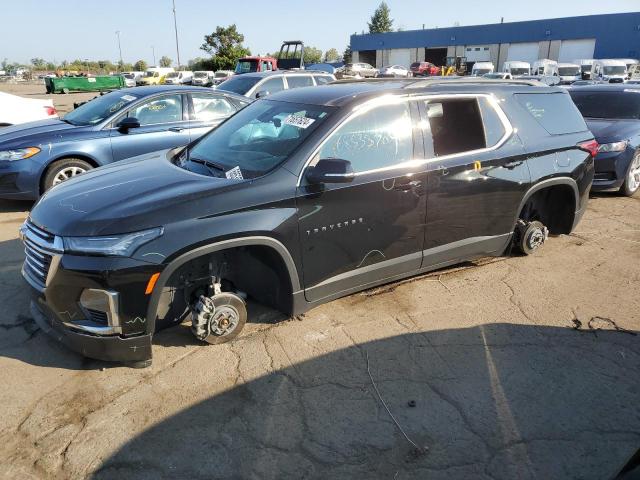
[
  {"xmin": 129, "ymin": 94, "xmax": 183, "ymax": 126},
  {"xmin": 318, "ymin": 102, "xmax": 413, "ymax": 173},
  {"xmin": 286, "ymin": 76, "xmax": 314, "ymax": 89},
  {"xmin": 191, "ymin": 94, "xmax": 235, "ymax": 121},
  {"xmin": 180, "ymin": 100, "xmax": 332, "ymax": 179}
]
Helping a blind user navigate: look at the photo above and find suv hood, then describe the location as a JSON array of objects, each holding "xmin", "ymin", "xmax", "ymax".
[
  {"xmin": 30, "ymin": 150, "xmax": 240, "ymax": 236},
  {"xmin": 585, "ymin": 118, "xmax": 640, "ymax": 143},
  {"xmin": 0, "ymin": 118, "xmax": 81, "ymax": 147}
]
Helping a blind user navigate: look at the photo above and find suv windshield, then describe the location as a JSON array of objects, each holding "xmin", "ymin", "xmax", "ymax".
[
  {"xmin": 603, "ymin": 66, "xmax": 626, "ymax": 75},
  {"xmin": 63, "ymin": 91, "xmax": 139, "ymax": 126},
  {"xmin": 569, "ymin": 90, "xmax": 640, "ymax": 119},
  {"xmin": 235, "ymin": 60, "xmax": 259, "ymax": 74},
  {"xmin": 217, "ymin": 76, "xmax": 261, "ymax": 95},
  {"xmin": 166, "ymin": 72, "xmax": 179, "ymax": 78},
  {"xmin": 510, "ymin": 68, "xmax": 529, "ymax": 75},
  {"xmin": 178, "ymin": 100, "xmax": 333, "ymax": 179},
  {"xmin": 194, "ymin": 72, "xmax": 207, "ymax": 78}
]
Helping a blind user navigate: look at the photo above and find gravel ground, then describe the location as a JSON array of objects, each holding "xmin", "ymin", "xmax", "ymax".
[{"xmin": 0, "ymin": 84, "xmax": 639, "ymax": 479}]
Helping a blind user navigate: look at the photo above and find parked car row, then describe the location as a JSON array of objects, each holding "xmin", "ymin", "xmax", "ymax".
[{"xmin": 2, "ymin": 72, "xmax": 638, "ymax": 367}]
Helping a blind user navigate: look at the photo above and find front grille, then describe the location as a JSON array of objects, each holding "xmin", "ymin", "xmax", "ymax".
[
  {"xmin": 20, "ymin": 220, "xmax": 62, "ymax": 291},
  {"xmin": 86, "ymin": 309, "xmax": 109, "ymax": 326}
]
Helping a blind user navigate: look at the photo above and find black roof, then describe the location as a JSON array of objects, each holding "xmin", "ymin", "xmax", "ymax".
[
  {"xmin": 266, "ymin": 78, "xmax": 563, "ymax": 107},
  {"xmin": 566, "ymin": 83, "xmax": 640, "ymax": 92}
]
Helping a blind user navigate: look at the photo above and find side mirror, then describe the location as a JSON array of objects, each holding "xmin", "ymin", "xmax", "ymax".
[
  {"xmin": 255, "ymin": 90, "xmax": 270, "ymax": 99},
  {"xmin": 117, "ymin": 117, "xmax": 140, "ymax": 131},
  {"xmin": 306, "ymin": 158, "xmax": 355, "ymax": 184}
]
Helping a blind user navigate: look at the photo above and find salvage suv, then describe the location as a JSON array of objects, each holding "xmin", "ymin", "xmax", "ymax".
[{"xmin": 22, "ymin": 78, "xmax": 596, "ymax": 367}]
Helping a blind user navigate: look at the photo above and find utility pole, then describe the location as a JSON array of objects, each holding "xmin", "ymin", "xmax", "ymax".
[
  {"xmin": 115, "ymin": 30, "xmax": 123, "ymax": 70},
  {"xmin": 172, "ymin": 0, "xmax": 181, "ymax": 68},
  {"xmin": 151, "ymin": 45, "xmax": 156, "ymax": 66}
]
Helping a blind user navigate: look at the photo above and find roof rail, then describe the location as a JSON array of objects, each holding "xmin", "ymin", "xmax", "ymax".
[{"xmin": 332, "ymin": 77, "xmax": 547, "ymax": 88}]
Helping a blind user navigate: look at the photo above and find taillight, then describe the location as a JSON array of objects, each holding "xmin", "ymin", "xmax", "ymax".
[
  {"xmin": 44, "ymin": 106, "xmax": 57, "ymax": 117},
  {"xmin": 577, "ymin": 139, "xmax": 599, "ymax": 158}
]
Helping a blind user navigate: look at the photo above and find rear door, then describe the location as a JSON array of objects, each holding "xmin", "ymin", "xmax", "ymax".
[
  {"xmin": 296, "ymin": 99, "xmax": 427, "ymax": 302},
  {"xmin": 419, "ymin": 94, "xmax": 529, "ymax": 266},
  {"xmin": 187, "ymin": 92, "xmax": 238, "ymax": 141},
  {"xmin": 109, "ymin": 93, "xmax": 190, "ymax": 161}
]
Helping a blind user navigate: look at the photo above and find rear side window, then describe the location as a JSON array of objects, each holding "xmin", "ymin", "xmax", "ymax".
[
  {"xmin": 191, "ymin": 94, "xmax": 235, "ymax": 121},
  {"xmin": 515, "ymin": 93, "xmax": 587, "ymax": 134},
  {"xmin": 425, "ymin": 98, "xmax": 486, "ymax": 156},
  {"xmin": 287, "ymin": 76, "xmax": 314, "ymax": 89}
]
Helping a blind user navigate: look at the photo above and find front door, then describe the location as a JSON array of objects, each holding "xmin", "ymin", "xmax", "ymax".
[
  {"xmin": 419, "ymin": 95, "xmax": 530, "ymax": 266},
  {"xmin": 110, "ymin": 93, "xmax": 191, "ymax": 161},
  {"xmin": 296, "ymin": 100, "xmax": 427, "ymax": 302}
]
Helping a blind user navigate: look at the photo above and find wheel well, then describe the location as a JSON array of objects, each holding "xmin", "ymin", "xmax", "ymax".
[
  {"xmin": 40, "ymin": 155, "xmax": 100, "ymax": 194},
  {"xmin": 156, "ymin": 245, "xmax": 294, "ymax": 328},
  {"xmin": 518, "ymin": 185, "xmax": 576, "ymax": 235}
]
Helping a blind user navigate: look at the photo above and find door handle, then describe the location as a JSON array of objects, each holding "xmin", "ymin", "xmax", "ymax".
[
  {"xmin": 503, "ymin": 160, "xmax": 524, "ymax": 169},
  {"xmin": 169, "ymin": 127, "xmax": 185, "ymax": 132},
  {"xmin": 393, "ymin": 180, "xmax": 422, "ymax": 191}
]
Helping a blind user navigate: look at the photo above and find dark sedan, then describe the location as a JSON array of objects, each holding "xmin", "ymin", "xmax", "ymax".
[
  {"xmin": 568, "ymin": 85, "xmax": 640, "ymax": 196},
  {"xmin": 0, "ymin": 85, "xmax": 250, "ymax": 200}
]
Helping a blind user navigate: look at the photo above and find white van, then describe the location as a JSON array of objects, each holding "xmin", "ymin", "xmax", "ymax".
[
  {"xmin": 502, "ymin": 61, "xmax": 530, "ymax": 77},
  {"xmin": 471, "ymin": 61, "xmax": 494, "ymax": 76},
  {"xmin": 138, "ymin": 67, "xmax": 175, "ymax": 86},
  {"xmin": 591, "ymin": 59, "xmax": 628, "ymax": 83},
  {"xmin": 573, "ymin": 59, "xmax": 595, "ymax": 80},
  {"xmin": 192, "ymin": 71, "xmax": 215, "ymax": 87},
  {"xmin": 164, "ymin": 71, "xmax": 193, "ymax": 85},
  {"xmin": 557, "ymin": 63, "xmax": 581, "ymax": 84},
  {"xmin": 614, "ymin": 58, "xmax": 639, "ymax": 77},
  {"xmin": 532, "ymin": 59, "xmax": 558, "ymax": 77}
]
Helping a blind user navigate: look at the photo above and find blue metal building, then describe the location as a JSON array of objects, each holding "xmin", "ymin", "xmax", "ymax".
[{"xmin": 350, "ymin": 12, "xmax": 640, "ymax": 69}]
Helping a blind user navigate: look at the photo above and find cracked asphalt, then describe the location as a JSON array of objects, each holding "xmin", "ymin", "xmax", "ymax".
[{"xmin": 0, "ymin": 192, "xmax": 638, "ymax": 479}]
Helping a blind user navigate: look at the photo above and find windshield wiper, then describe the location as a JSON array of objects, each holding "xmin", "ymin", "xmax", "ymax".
[
  {"xmin": 60, "ymin": 118, "xmax": 76, "ymax": 126},
  {"xmin": 189, "ymin": 157, "xmax": 226, "ymax": 172}
]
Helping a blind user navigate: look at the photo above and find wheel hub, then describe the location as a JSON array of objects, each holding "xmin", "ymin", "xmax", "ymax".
[
  {"xmin": 527, "ymin": 227, "xmax": 547, "ymax": 250},
  {"xmin": 53, "ymin": 166, "xmax": 86, "ymax": 185},
  {"xmin": 628, "ymin": 155, "xmax": 640, "ymax": 192}
]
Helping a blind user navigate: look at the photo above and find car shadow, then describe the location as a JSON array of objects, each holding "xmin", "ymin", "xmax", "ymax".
[
  {"xmin": 90, "ymin": 323, "xmax": 639, "ymax": 479},
  {"xmin": 0, "ymin": 199, "xmax": 33, "ymax": 214}
]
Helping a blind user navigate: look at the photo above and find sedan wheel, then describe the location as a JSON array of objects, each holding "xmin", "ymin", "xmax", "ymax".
[
  {"xmin": 620, "ymin": 152, "xmax": 640, "ymax": 196},
  {"xmin": 52, "ymin": 166, "xmax": 86, "ymax": 185}
]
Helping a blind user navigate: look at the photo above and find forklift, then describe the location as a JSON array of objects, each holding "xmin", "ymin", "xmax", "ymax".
[{"xmin": 443, "ymin": 56, "xmax": 468, "ymax": 76}]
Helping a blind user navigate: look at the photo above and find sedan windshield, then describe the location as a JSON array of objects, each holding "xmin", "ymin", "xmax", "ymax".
[
  {"xmin": 569, "ymin": 90, "xmax": 640, "ymax": 119},
  {"xmin": 178, "ymin": 100, "xmax": 333, "ymax": 179},
  {"xmin": 63, "ymin": 91, "xmax": 139, "ymax": 126},
  {"xmin": 217, "ymin": 76, "xmax": 261, "ymax": 95}
]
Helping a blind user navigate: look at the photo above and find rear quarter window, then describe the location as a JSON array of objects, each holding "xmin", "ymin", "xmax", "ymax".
[{"xmin": 515, "ymin": 92, "xmax": 587, "ymax": 135}]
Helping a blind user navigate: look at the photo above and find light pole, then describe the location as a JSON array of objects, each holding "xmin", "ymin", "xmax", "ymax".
[
  {"xmin": 172, "ymin": 0, "xmax": 181, "ymax": 68},
  {"xmin": 151, "ymin": 45, "xmax": 156, "ymax": 66},
  {"xmin": 115, "ymin": 30, "xmax": 123, "ymax": 70}
]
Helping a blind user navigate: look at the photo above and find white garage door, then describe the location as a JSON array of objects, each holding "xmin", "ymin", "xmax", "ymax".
[
  {"xmin": 506, "ymin": 42, "xmax": 539, "ymax": 65},
  {"xmin": 465, "ymin": 45, "xmax": 491, "ymax": 62},
  {"xmin": 388, "ymin": 49, "xmax": 411, "ymax": 68},
  {"xmin": 558, "ymin": 39, "xmax": 596, "ymax": 62}
]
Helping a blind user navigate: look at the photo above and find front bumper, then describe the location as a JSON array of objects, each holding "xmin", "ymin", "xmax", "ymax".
[
  {"xmin": 0, "ymin": 159, "xmax": 41, "ymax": 199},
  {"xmin": 20, "ymin": 220, "xmax": 161, "ymax": 363},
  {"xmin": 591, "ymin": 148, "xmax": 635, "ymax": 191}
]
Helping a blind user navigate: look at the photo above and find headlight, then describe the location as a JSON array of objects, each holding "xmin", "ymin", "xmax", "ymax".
[
  {"xmin": 0, "ymin": 147, "xmax": 41, "ymax": 161},
  {"xmin": 598, "ymin": 141, "xmax": 628, "ymax": 153},
  {"xmin": 63, "ymin": 227, "xmax": 163, "ymax": 257}
]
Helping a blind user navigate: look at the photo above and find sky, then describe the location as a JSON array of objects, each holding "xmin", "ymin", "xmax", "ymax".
[{"xmin": 0, "ymin": 0, "xmax": 638, "ymax": 66}]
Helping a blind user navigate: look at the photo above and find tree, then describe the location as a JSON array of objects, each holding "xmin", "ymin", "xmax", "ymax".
[
  {"xmin": 159, "ymin": 56, "xmax": 172, "ymax": 67},
  {"xmin": 134, "ymin": 60, "xmax": 148, "ymax": 72},
  {"xmin": 324, "ymin": 48, "xmax": 340, "ymax": 62},
  {"xmin": 200, "ymin": 24, "xmax": 251, "ymax": 70},
  {"xmin": 30, "ymin": 57, "xmax": 46, "ymax": 69},
  {"xmin": 303, "ymin": 46, "xmax": 323, "ymax": 64},
  {"xmin": 368, "ymin": 2, "xmax": 393, "ymax": 33},
  {"xmin": 343, "ymin": 45, "xmax": 352, "ymax": 63}
]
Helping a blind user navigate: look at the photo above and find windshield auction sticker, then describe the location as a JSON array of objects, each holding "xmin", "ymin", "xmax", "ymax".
[
  {"xmin": 283, "ymin": 114, "xmax": 315, "ymax": 129},
  {"xmin": 225, "ymin": 166, "xmax": 244, "ymax": 180}
]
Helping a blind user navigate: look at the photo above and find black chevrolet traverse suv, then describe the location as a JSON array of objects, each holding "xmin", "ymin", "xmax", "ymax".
[{"xmin": 21, "ymin": 79, "xmax": 596, "ymax": 366}]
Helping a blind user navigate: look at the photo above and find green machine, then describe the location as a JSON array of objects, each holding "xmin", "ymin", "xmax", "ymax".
[{"xmin": 45, "ymin": 75, "xmax": 125, "ymax": 94}]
